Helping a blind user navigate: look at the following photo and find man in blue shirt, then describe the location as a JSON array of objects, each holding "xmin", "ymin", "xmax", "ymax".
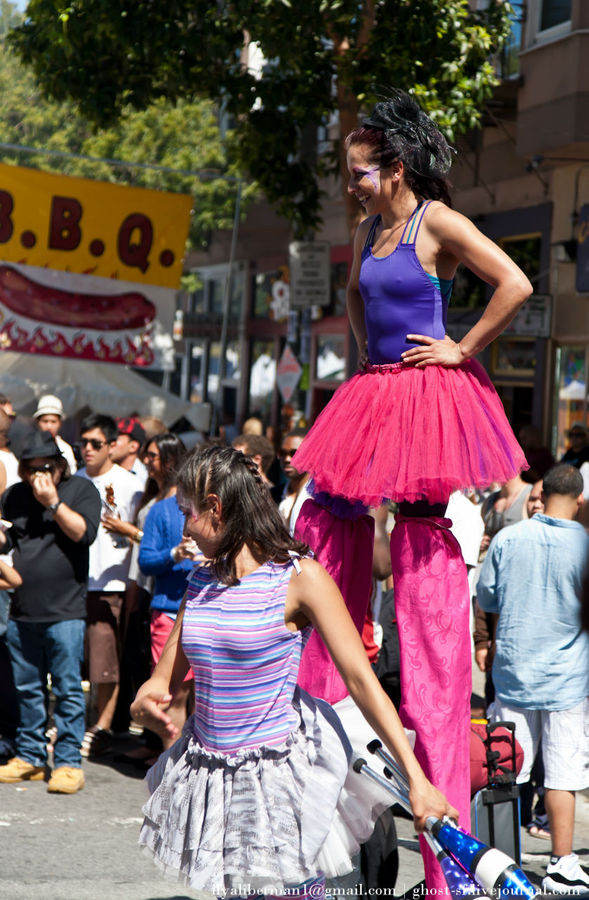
[{"xmin": 478, "ymin": 464, "xmax": 589, "ymax": 894}]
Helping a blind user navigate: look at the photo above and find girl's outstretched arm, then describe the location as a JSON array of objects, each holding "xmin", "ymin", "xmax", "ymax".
[
  {"xmin": 130, "ymin": 595, "xmax": 190, "ymax": 741},
  {"xmin": 286, "ymin": 558, "xmax": 459, "ymax": 831}
]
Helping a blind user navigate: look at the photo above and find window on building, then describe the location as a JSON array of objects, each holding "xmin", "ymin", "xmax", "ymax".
[
  {"xmin": 498, "ymin": 3, "xmax": 524, "ymax": 78},
  {"xmin": 500, "ymin": 234, "xmax": 542, "ymax": 286},
  {"xmin": 474, "ymin": 0, "xmax": 524, "ymax": 79},
  {"xmin": 540, "ymin": 0, "xmax": 571, "ymax": 31},
  {"xmin": 249, "ymin": 340, "xmax": 277, "ymax": 420},
  {"xmin": 525, "ymin": 0, "xmax": 572, "ymax": 46},
  {"xmin": 253, "ymin": 268, "xmax": 290, "ymax": 320},
  {"xmin": 315, "ymin": 334, "xmax": 346, "ymax": 382},
  {"xmin": 451, "ymin": 265, "xmax": 488, "ymax": 310},
  {"xmin": 553, "ymin": 345, "xmax": 587, "ymax": 458},
  {"xmin": 189, "ymin": 341, "xmax": 206, "ymax": 404}
]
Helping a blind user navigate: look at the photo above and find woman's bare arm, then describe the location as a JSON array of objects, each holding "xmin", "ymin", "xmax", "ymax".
[
  {"xmin": 401, "ymin": 204, "xmax": 533, "ymax": 368},
  {"xmin": 346, "ymin": 219, "xmax": 372, "ymax": 357}
]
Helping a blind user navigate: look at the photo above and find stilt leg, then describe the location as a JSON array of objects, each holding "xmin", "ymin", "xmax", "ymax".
[
  {"xmin": 295, "ymin": 499, "xmax": 375, "ymax": 704},
  {"xmin": 390, "ymin": 515, "xmax": 472, "ymax": 894}
]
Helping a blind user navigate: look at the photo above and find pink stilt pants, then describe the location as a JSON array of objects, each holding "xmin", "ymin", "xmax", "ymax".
[
  {"xmin": 294, "ymin": 499, "xmax": 375, "ymax": 705},
  {"xmin": 390, "ymin": 515, "xmax": 472, "ymax": 895}
]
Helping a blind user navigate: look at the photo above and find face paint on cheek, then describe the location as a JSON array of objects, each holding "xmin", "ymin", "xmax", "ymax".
[
  {"xmin": 364, "ymin": 167, "xmax": 380, "ymax": 190},
  {"xmin": 354, "ymin": 166, "xmax": 380, "ymax": 190}
]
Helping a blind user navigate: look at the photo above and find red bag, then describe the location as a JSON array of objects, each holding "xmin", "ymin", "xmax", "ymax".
[{"xmin": 470, "ymin": 719, "xmax": 524, "ymax": 797}]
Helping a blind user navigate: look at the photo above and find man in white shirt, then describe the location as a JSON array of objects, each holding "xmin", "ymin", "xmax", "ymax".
[
  {"xmin": 33, "ymin": 394, "xmax": 77, "ymax": 474},
  {"xmin": 75, "ymin": 413, "xmax": 142, "ymax": 756},
  {"xmin": 277, "ymin": 429, "xmax": 311, "ymax": 534},
  {"xmin": 109, "ymin": 417, "xmax": 148, "ymax": 487},
  {"xmin": 0, "ymin": 409, "xmax": 20, "ymax": 493}
]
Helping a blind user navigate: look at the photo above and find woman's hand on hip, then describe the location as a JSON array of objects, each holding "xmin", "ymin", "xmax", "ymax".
[{"xmin": 401, "ymin": 334, "xmax": 467, "ymax": 368}]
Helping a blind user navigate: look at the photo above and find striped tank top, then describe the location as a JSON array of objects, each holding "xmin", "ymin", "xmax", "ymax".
[{"xmin": 182, "ymin": 557, "xmax": 309, "ymax": 754}]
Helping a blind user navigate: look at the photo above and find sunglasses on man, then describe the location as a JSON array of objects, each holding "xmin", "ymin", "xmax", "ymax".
[
  {"xmin": 79, "ymin": 437, "xmax": 107, "ymax": 450},
  {"xmin": 23, "ymin": 462, "xmax": 56, "ymax": 475}
]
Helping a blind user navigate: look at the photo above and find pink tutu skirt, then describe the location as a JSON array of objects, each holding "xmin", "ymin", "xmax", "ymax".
[{"xmin": 292, "ymin": 360, "xmax": 527, "ymax": 506}]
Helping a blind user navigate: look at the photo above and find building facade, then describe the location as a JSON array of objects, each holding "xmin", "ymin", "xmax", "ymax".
[{"xmin": 175, "ymin": 0, "xmax": 589, "ymax": 459}]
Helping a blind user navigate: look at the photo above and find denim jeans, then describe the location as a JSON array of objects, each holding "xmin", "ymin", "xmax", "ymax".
[
  {"xmin": 6, "ymin": 618, "xmax": 86, "ymax": 768},
  {"xmin": 0, "ymin": 589, "xmax": 10, "ymax": 638}
]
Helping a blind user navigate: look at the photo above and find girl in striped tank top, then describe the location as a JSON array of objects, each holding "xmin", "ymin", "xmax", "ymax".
[{"xmin": 131, "ymin": 445, "xmax": 457, "ymax": 898}]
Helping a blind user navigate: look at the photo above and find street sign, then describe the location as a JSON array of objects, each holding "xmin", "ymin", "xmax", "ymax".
[
  {"xmin": 289, "ymin": 241, "xmax": 330, "ymax": 308},
  {"xmin": 276, "ymin": 344, "xmax": 302, "ymax": 403},
  {"xmin": 504, "ymin": 293, "xmax": 552, "ymax": 338}
]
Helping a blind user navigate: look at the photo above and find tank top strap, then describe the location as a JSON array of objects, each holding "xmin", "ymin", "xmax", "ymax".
[
  {"xmin": 363, "ymin": 214, "xmax": 381, "ymax": 252},
  {"xmin": 400, "ymin": 199, "xmax": 432, "ymax": 245}
]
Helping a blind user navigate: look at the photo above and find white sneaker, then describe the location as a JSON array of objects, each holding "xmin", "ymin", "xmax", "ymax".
[{"xmin": 542, "ymin": 854, "xmax": 589, "ymax": 894}]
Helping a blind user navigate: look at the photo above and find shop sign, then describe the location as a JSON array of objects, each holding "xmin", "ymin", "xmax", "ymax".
[
  {"xmin": 289, "ymin": 241, "xmax": 330, "ymax": 308},
  {"xmin": 276, "ymin": 344, "xmax": 302, "ymax": 402},
  {"xmin": 0, "ymin": 163, "xmax": 191, "ymax": 287},
  {"xmin": 0, "ymin": 164, "xmax": 192, "ymax": 366}
]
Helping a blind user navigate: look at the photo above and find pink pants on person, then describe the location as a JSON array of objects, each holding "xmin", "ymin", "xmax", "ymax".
[
  {"xmin": 390, "ymin": 515, "xmax": 472, "ymax": 895},
  {"xmin": 294, "ymin": 499, "xmax": 375, "ymax": 705},
  {"xmin": 150, "ymin": 610, "xmax": 194, "ymax": 681}
]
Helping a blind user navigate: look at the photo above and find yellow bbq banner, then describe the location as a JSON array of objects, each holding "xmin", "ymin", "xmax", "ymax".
[{"xmin": 0, "ymin": 163, "xmax": 192, "ymax": 288}]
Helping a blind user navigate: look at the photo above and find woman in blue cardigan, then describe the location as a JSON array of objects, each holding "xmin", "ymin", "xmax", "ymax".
[{"xmin": 138, "ymin": 433, "xmax": 199, "ymax": 748}]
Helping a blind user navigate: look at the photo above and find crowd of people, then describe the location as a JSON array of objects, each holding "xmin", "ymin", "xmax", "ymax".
[
  {"xmin": 0, "ymin": 89, "xmax": 588, "ymax": 900},
  {"xmin": 0, "ymin": 385, "xmax": 586, "ymax": 893}
]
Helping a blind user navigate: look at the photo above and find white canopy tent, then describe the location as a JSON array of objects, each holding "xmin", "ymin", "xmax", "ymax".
[{"xmin": 0, "ymin": 351, "xmax": 210, "ymax": 430}]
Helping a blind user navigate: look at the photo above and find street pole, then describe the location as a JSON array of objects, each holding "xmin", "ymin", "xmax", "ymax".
[{"xmin": 210, "ymin": 177, "xmax": 243, "ymax": 435}]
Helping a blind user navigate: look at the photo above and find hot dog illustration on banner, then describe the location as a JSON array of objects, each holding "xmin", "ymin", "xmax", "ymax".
[{"xmin": 0, "ymin": 264, "xmax": 156, "ymax": 365}]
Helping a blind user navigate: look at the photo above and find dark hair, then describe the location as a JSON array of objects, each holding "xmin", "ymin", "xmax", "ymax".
[
  {"xmin": 80, "ymin": 413, "xmax": 118, "ymax": 444},
  {"xmin": 346, "ymin": 89, "xmax": 453, "ymax": 206},
  {"xmin": 0, "ymin": 409, "xmax": 11, "ymax": 438},
  {"xmin": 139, "ymin": 432, "xmax": 186, "ymax": 509},
  {"xmin": 283, "ymin": 427, "xmax": 309, "ymax": 441},
  {"xmin": 177, "ymin": 445, "xmax": 308, "ymax": 586},
  {"xmin": 232, "ymin": 434, "xmax": 275, "ymax": 476},
  {"xmin": 542, "ymin": 464, "xmax": 583, "ymax": 499}
]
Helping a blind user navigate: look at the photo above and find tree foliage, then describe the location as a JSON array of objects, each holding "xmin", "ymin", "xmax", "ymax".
[
  {"xmin": 0, "ymin": 2, "xmax": 249, "ymax": 251},
  {"xmin": 9, "ymin": 0, "xmax": 514, "ymax": 236}
]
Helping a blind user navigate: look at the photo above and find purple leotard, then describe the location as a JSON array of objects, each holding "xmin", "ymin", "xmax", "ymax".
[{"xmin": 359, "ymin": 201, "xmax": 451, "ymax": 364}]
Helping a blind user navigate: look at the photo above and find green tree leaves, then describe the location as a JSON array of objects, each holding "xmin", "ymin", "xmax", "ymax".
[
  {"xmin": 8, "ymin": 0, "xmax": 514, "ymax": 236},
  {"xmin": 0, "ymin": 3, "xmax": 249, "ymax": 250}
]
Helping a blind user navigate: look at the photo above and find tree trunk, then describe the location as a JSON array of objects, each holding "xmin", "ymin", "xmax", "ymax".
[{"xmin": 332, "ymin": 0, "xmax": 376, "ymax": 241}]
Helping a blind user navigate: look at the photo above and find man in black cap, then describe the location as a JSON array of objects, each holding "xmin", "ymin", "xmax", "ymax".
[{"xmin": 0, "ymin": 431, "xmax": 100, "ymax": 793}]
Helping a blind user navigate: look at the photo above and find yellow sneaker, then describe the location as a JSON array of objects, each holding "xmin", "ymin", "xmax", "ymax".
[
  {"xmin": 47, "ymin": 766, "xmax": 85, "ymax": 794},
  {"xmin": 0, "ymin": 757, "xmax": 48, "ymax": 783}
]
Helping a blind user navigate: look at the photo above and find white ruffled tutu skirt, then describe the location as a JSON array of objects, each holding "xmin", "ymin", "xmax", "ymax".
[{"xmin": 139, "ymin": 689, "xmax": 396, "ymax": 897}]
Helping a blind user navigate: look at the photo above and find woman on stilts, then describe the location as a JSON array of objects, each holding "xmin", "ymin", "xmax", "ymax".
[
  {"xmin": 131, "ymin": 445, "xmax": 457, "ymax": 897},
  {"xmin": 291, "ymin": 89, "xmax": 532, "ymax": 892}
]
